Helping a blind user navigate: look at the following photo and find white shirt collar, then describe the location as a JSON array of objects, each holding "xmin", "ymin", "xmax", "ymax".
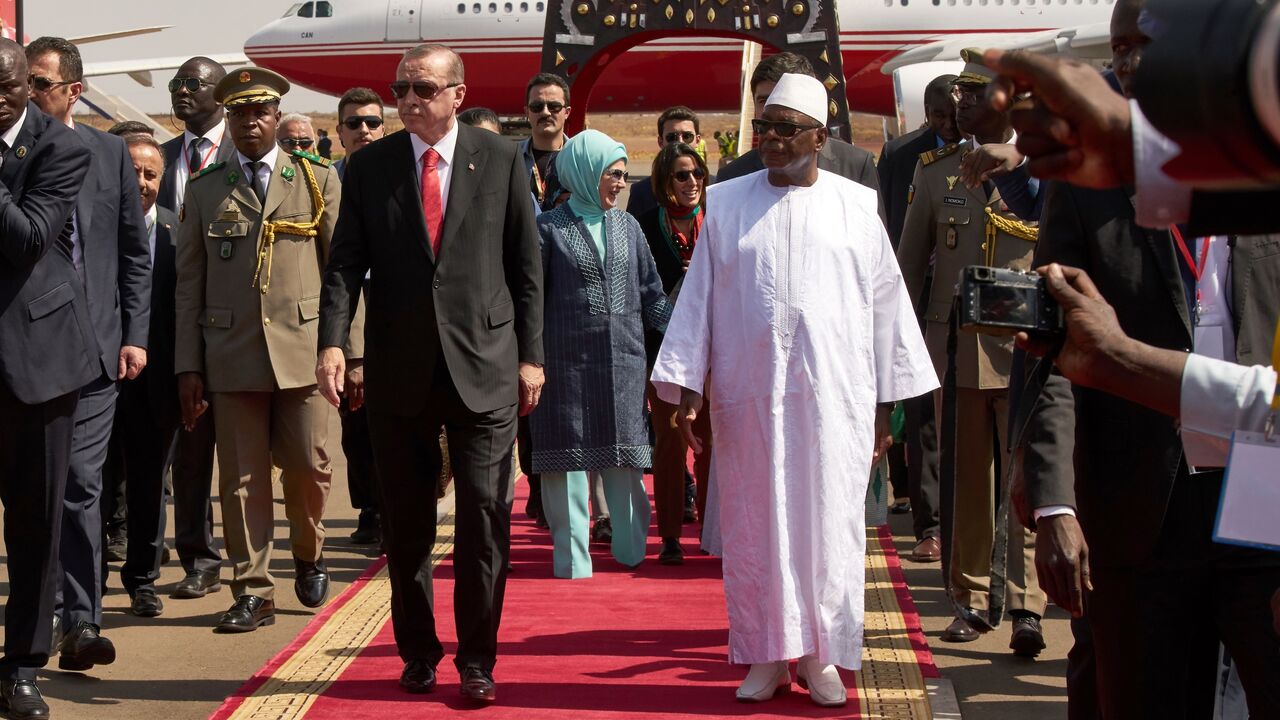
[
  {"xmin": 237, "ymin": 143, "xmax": 281, "ymax": 174},
  {"xmin": 145, "ymin": 203, "xmax": 158, "ymax": 227},
  {"xmin": 1, "ymin": 106, "xmax": 27, "ymax": 151},
  {"xmin": 409, "ymin": 119, "xmax": 459, "ymax": 167},
  {"xmin": 183, "ymin": 118, "xmax": 226, "ymax": 148}
]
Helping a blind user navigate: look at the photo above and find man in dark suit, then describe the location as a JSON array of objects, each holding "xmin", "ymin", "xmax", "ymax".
[
  {"xmin": 158, "ymin": 56, "xmax": 232, "ymax": 600},
  {"xmin": 718, "ymin": 53, "xmax": 884, "ymax": 222},
  {"xmin": 104, "ymin": 127, "xmax": 178, "ymax": 618},
  {"xmin": 317, "ymin": 43, "xmax": 544, "ymax": 704},
  {"xmin": 625, "ymin": 105, "xmax": 704, "ymax": 218},
  {"xmin": 1016, "ymin": 5, "xmax": 1280, "ymax": 715},
  {"xmin": 0, "ymin": 38, "xmax": 95, "ymax": 719},
  {"xmin": 874, "ymin": 72, "xmax": 960, "ymax": 563},
  {"xmin": 27, "ymin": 38, "xmax": 152, "ymax": 674}
]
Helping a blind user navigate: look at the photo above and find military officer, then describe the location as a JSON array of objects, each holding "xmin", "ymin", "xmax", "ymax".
[
  {"xmin": 174, "ymin": 68, "xmax": 359, "ymax": 632},
  {"xmin": 897, "ymin": 49, "xmax": 1047, "ymax": 657}
]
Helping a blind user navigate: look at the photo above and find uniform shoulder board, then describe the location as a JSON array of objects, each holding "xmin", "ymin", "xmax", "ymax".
[
  {"xmin": 291, "ymin": 149, "xmax": 331, "ymax": 168},
  {"xmin": 190, "ymin": 160, "xmax": 226, "ymax": 181},
  {"xmin": 919, "ymin": 143, "xmax": 960, "ymax": 167}
]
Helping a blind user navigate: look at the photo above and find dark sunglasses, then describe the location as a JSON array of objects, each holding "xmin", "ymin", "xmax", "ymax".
[
  {"xmin": 751, "ymin": 118, "xmax": 823, "ymax": 139},
  {"xmin": 672, "ymin": 168, "xmax": 706, "ymax": 182},
  {"xmin": 527, "ymin": 100, "xmax": 565, "ymax": 114},
  {"xmin": 279, "ymin": 137, "xmax": 315, "ymax": 149},
  {"xmin": 168, "ymin": 77, "xmax": 214, "ymax": 94},
  {"xmin": 389, "ymin": 80, "xmax": 461, "ymax": 101},
  {"xmin": 664, "ymin": 130, "xmax": 696, "ymax": 144},
  {"xmin": 29, "ymin": 75, "xmax": 75, "ymax": 93},
  {"xmin": 602, "ymin": 168, "xmax": 629, "ymax": 182},
  {"xmin": 342, "ymin": 115, "xmax": 384, "ymax": 130}
]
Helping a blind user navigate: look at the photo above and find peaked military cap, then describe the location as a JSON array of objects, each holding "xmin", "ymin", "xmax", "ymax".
[
  {"xmin": 216, "ymin": 67, "xmax": 291, "ymax": 108},
  {"xmin": 953, "ymin": 48, "xmax": 996, "ymax": 87}
]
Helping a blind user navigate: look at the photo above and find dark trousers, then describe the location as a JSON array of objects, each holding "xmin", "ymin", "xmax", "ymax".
[
  {"xmin": 58, "ymin": 375, "xmax": 117, "ymax": 626},
  {"xmin": 646, "ymin": 381, "xmax": 710, "ymax": 538},
  {"xmin": 172, "ymin": 407, "xmax": 219, "ymax": 575},
  {"xmin": 1066, "ymin": 614, "xmax": 1101, "ymax": 720},
  {"xmin": 340, "ymin": 403, "xmax": 379, "ymax": 512},
  {"xmin": 368, "ymin": 367, "xmax": 517, "ymax": 672},
  {"xmin": 516, "ymin": 415, "xmax": 539, "ymax": 504},
  {"xmin": 0, "ymin": 383, "xmax": 76, "ymax": 680},
  {"xmin": 1089, "ymin": 468, "xmax": 1280, "ymax": 719},
  {"xmin": 112, "ymin": 373, "xmax": 177, "ymax": 593},
  {"xmin": 904, "ymin": 392, "xmax": 939, "ymax": 541}
]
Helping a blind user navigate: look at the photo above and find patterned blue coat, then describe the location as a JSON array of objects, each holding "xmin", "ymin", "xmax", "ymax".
[{"xmin": 529, "ymin": 205, "xmax": 672, "ymax": 472}]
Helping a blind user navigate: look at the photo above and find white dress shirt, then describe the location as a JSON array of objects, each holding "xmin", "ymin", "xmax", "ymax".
[
  {"xmin": 236, "ymin": 145, "xmax": 281, "ymax": 202},
  {"xmin": 409, "ymin": 120, "xmax": 460, "ymax": 217},
  {"xmin": 175, "ymin": 120, "xmax": 227, "ymax": 208},
  {"xmin": 145, "ymin": 204, "xmax": 158, "ymax": 263},
  {"xmin": 0, "ymin": 106, "xmax": 26, "ymax": 168}
]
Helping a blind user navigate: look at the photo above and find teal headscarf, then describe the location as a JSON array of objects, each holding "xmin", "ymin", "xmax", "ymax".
[{"xmin": 556, "ymin": 129, "xmax": 627, "ymax": 261}]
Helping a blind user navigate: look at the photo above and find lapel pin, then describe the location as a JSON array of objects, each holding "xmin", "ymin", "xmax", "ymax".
[
  {"xmin": 282, "ymin": 167, "xmax": 295, "ymax": 180},
  {"xmin": 468, "ymin": 162, "xmax": 475, "ymax": 171},
  {"xmin": 227, "ymin": 171, "xmax": 239, "ymax": 186},
  {"xmin": 14, "ymin": 146, "xmax": 26, "ymax": 158}
]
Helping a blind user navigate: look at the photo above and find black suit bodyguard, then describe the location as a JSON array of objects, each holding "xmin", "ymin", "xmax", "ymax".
[
  {"xmin": 317, "ymin": 44, "xmax": 544, "ymax": 705},
  {"xmin": 0, "ymin": 39, "xmax": 94, "ymax": 720}
]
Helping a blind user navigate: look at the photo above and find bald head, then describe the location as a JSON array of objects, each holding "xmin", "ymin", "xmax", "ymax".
[
  {"xmin": 180, "ymin": 56, "xmax": 227, "ymax": 84},
  {"xmin": 0, "ymin": 39, "xmax": 29, "ymax": 135},
  {"xmin": 1110, "ymin": 0, "xmax": 1149, "ymax": 98}
]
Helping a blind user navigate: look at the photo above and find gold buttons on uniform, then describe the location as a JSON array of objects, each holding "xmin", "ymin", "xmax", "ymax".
[{"xmin": 264, "ymin": 317, "xmax": 272, "ymax": 325}]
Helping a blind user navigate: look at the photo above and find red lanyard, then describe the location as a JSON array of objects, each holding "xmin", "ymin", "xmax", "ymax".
[
  {"xmin": 1170, "ymin": 226, "xmax": 1210, "ymax": 283},
  {"xmin": 186, "ymin": 126, "xmax": 224, "ymax": 175}
]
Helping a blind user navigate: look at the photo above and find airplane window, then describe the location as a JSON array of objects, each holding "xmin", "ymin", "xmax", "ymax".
[
  {"xmin": 489, "ymin": 2, "xmax": 497, "ymax": 10},
  {"xmin": 932, "ymin": 0, "xmax": 939, "ymax": 5},
  {"xmin": 899, "ymin": 0, "xmax": 907, "ymax": 6},
  {"xmin": 458, "ymin": 2, "xmax": 466, "ymax": 10},
  {"xmin": 504, "ymin": 1, "xmax": 512, "ymax": 10},
  {"xmin": 537, "ymin": 1, "xmax": 545, "ymax": 10},
  {"xmin": 298, "ymin": 1, "xmax": 314, "ymax": 17},
  {"xmin": 521, "ymin": 1, "xmax": 528, "ymax": 10},
  {"xmin": 282, "ymin": 3, "xmax": 302, "ymax": 17},
  {"xmin": 473, "ymin": 2, "xmax": 480, "ymax": 11},
  {"xmin": 316, "ymin": 1, "xmax": 332, "ymax": 16}
]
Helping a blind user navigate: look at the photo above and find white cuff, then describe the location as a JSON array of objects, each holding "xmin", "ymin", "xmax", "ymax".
[
  {"xmin": 1033, "ymin": 505, "xmax": 1076, "ymax": 522},
  {"xmin": 1180, "ymin": 354, "xmax": 1278, "ymax": 439},
  {"xmin": 1132, "ymin": 99, "xmax": 1192, "ymax": 229}
]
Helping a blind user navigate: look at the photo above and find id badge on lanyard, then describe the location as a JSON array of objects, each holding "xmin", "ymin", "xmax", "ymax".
[{"xmin": 1213, "ymin": 318, "xmax": 1280, "ymax": 551}]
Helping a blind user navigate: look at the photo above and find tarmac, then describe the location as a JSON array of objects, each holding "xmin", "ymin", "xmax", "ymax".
[{"xmin": 0, "ymin": 410, "xmax": 1074, "ymax": 719}]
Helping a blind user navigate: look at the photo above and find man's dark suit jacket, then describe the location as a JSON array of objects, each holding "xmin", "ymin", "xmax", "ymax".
[
  {"xmin": 0, "ymin": 104, "xmax": 96, "ymax": 404},
  {"xmin": 717, "ymin": 137, "xmax": 885, "ymax": 222},
  {"xmin": 143, "ymin": 207, "xmax": 180, "ymax": 429},
  {"xmin": 74, "ymin": 124, "xmax": 151, "ymax": 380},
  {"xmin": 877, "ymin": 127, "xmax": 940, "ymax": 246},
  {"xmin": 1019, "ymin": 181, "xmax": 1280, "ymax": 567},
  {"xmin": 158, "ymin": 128, "xmax": 236, "ymax": 213},
  {"xmin": 320, "ymin": 124, "xmax": 544, "ymax": 416}
]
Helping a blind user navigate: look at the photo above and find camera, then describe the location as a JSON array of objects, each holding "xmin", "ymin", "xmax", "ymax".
[
  {"xmin": 1136, "ymin": 0, "xmax": 1280, "ymax": 188},
  {"xmin": 957, "ymin": 266, "xmax": 1063, "ymax": 337}
]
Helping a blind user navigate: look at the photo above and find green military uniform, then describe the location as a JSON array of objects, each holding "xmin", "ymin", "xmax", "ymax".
[
  {"xmin": 895, "ymin": 55, "xmax": 1046, "ymax": 627},
  {"xmin": 174, "ymin": 68, "xmax": 360, "ymax": 603}
]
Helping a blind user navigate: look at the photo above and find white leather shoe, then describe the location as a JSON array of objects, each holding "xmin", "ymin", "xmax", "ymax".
[
  {"xmin": 796, "ymin": 655, "xmax": 847, "ymax": 707},
  {"xmin": 735, "ymin": 661, "xmax": 790, "ymax": 702}
]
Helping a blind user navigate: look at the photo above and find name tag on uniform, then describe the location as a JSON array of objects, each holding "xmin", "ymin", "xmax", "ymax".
[
  {"xmin": 1214, "ymin": 429, "xmax": 1280, "ymax": 551},
  {"xmin": 943, "ymin": 196, "xmax": 967, "ymax": 207}
]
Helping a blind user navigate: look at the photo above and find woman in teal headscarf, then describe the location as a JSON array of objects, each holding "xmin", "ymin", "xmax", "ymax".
[{"xmin": 528, "ymin": 130, "xmax": 672, "ymax": 579}]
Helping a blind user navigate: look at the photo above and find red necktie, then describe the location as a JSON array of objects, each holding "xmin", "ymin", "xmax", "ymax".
[{"xmin": 421, "ymin": 148, "xmax": 444, "ymax": 258}]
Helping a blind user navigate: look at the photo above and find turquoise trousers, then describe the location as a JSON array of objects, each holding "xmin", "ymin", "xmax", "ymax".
[{"xmin": 540, "ymin": 468, "xmax": 650, "ymax": 579}]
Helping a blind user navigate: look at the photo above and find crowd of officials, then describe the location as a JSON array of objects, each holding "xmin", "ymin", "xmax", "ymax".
[{"xmin": 0, "ymin": 0, "xmax": 1278, "ymax": 714}]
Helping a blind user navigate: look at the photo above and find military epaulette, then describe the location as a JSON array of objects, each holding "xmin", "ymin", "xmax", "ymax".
[
  {"xmin": 190, "ymin": 161, "xmax": 226, "ymax": 181},
  {"xmin": 919, "ymin": 143, "xmax": 960, "ymax": 167},
  {"xmin": 290, "ymin": 149, "xmax": 331, "ymax": 168}
]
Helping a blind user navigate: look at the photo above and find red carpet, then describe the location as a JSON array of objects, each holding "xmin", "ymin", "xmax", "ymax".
[{"xmin": 213, "ymin": 478, "xmax": 937, "ymax": 719}]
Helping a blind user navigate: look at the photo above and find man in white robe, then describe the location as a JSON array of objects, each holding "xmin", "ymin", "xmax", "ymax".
[{"xmin": 651, "ymin": 73, "xmax": 939, "ymax": 707}]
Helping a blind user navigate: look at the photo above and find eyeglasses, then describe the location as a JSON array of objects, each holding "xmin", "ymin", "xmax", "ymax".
[
  {"xmin": 527, "ymin": 100, "xmax": 565, "ymax": 114},
  {"xmin": 602, "ymin": 169, "xmax": 629, "ymax": 182},
  {"xmin": 751, "ymin": 119, "xmax": 823, "ymax": 139},
  {"xmin": 952, "ymin": 85, "xmax": 982, "ymax": 103},
  {"xmin": 389, "ymin": 80, "xmax": 461, "ymax": 101},
  {"xmin": 342, "ymin": 115, "xmax": 384, "ymax": 130},
  {"xmin": 672, "ymin": 168, "xmax": 706, "ymax": 182},
  {"xmin": 168, "ymin": 77, "xmax": 214, "ymax": 94},
  {"xmin": 664, "ymin": 130, "xmax": 696, "ymax": 144},
  {"xmin": 279, "ymin": 137, "xmax": 315, "ymax": 149},
  {"xmin": 28, "ymin": 75, "xmax": 75, "ymax": 93}
]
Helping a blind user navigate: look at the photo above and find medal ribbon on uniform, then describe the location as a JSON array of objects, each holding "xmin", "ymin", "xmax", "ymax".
[{"xmin": 252, "ymin": 158, "xmax": 325, "ymax": 294}]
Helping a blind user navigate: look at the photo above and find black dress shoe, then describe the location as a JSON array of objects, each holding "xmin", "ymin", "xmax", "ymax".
[
  {"xmin": 459, "ymin": 666, "xmax": 496, "ymax": 704},
  {"xmin": 350, "ymin": 509, "xmax": 381, "ymax": 545},
  {"xmin": 104, "ymin": 537, "xmax": 127, "ymax": 563},
  {"xmin": 0, "ymin": 680, "xmax": 49, "ymax": 719},
  {"xmin": 214, "ymin": 596, "xmax": 275, "ymax": 633},
  {"xmin": 57, "ymin": 621, "xmax": 116, "ymax": 671},
  {"xmin": 172, "ymin": 570, "xmax": 222, "ymax": 599},
  {"xmin": 658, "ymin": 537, "xmax": 684, "ymax": 566},
  {"xmin": 294, "ymin": 557, "xmax": 330, "ymax": 609},
  {"xmin": 130, "ymin": 588, "xmax": 164, "ymax": 617},
  {"xmin": 1009, "ymin": 616, "xmax": 1047, "ymax": 657},
  {"xmin": 941, "ymin": 615, "xmax": 981, "ymax": 643},
  {"xmin": 590, "ymin": 516, "xmax": 612, "ymax": 544},
  {"xmin": 399, "ymin": 659, "xmax": 437, "ymax": 694}
]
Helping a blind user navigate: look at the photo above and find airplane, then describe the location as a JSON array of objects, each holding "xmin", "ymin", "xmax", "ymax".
[{"xmin": 244, "ymin": 0, "xmax": 1116, "ymax": 119}]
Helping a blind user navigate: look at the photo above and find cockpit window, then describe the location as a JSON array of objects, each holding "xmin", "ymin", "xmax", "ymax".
[
  {"xmin": 282, "ymin": 3, "xmax": 303, "ymax": 17},
  {"xmin": 298, "ymin": 1, "xmax": 314, "ymax": 17},
  {"xmin": 316, "ymin": 0, "xmax": 333, "ymax": 16}
]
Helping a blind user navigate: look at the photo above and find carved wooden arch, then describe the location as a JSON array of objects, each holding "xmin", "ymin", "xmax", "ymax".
[{"xmin": 539, "ymin": 0, "xmax": 851, "ymax": 140}]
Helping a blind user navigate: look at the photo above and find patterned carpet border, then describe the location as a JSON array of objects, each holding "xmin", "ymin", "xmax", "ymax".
[{"xmin": 875, "ymin": 524, "xmax": 941, "ymax": 679}]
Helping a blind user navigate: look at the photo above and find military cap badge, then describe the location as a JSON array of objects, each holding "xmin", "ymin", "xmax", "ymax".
[{"xmin": 240, "ymin": 71, "xmax": 251, "ymax": 83}]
